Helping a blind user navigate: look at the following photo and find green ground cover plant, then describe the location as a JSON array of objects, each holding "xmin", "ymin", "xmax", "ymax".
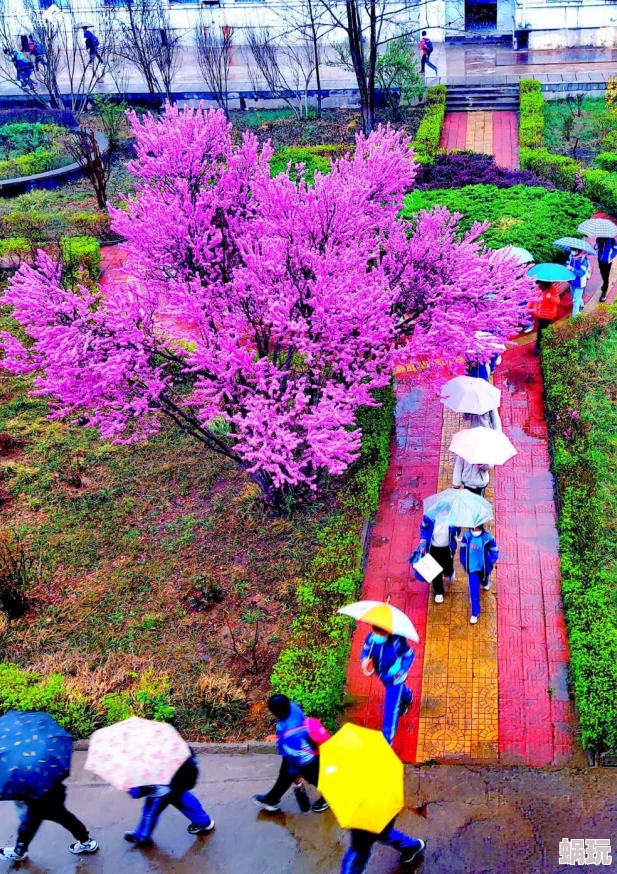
[
  {"xmin": 543, "ymin": 308, "xmax": 617, "ymax": 754},
  {"xmin": 0, "ymin": 123, "xmax": 73, "ymax": 180},
  {"xmin": 402, "ymin": 184, "xmax": 594, "ymax": 263}
]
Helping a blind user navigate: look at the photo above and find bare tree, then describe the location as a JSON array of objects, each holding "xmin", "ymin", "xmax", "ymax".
[
  {"xmin": 318, "ymin": 0, "xmax": 432, "ymax": 134},
  {"xmin": 247, "ymin": 26, "xmax": 311, "ymax": 120},
  {"xmin": 64, "ymin": 128, "xmax": 110, "ymax": 209},
  {"xmin": 278, "ymin": 0, "xmax": 329, "ymax": 117},
  {"xmin": 113, "ymin": 0, "xmax": 181, "ymax": 102},
  {"xmin": 195, "ymin": 14, "xmax": 233, "ymax": 118}
]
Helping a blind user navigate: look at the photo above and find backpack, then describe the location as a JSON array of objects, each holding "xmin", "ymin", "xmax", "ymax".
[
  {"xmin": 305, "ymin": 717, "xmax": 330, "ymax": 752},
  {"xmin": 424, "ymin": 37, "xmax": 433, "ymax": 53}
]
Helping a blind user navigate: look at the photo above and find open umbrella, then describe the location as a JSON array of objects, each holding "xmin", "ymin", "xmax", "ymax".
[
  {"xmin": 423, "ymin": 488, "xmax": 493, "ymax": 528},
  {"xmin": 527, "ymin": 263, "xmax": 575, "ymax": 283},
  {"xmin": 501, "ymin": 245, "xmax": 534, "ymax": 265},
  {"xmin": 0, "ymin": 711, "xmax": 73, "ymax": 801},
  {"xmin": 85, "ymin": 717, "xmax": 191, "ymax": 792},
  {"xmin": 553, "ymin": 237, "xmax": 595, "ymax": 256},
  {"xmin": 578, "ymin": 218, "xmax": 617, "ymax": 238},
  {"xmin": 449, "ymin": 427, "xmax": 517, "ymax": 466},
  {"xmin": 338, "ymin": 601, "xmax": 419, "ymax": 643},
  {"xmin": 318, "ymin": 724, "xmax": 403, "ymax": 833},
  {"xmin": 440, "ymin": 376, "xmax": 501, "ymax": 415}
]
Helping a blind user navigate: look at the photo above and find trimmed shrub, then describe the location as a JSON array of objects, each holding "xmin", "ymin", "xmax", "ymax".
[
  {"xmin": 60, "ymin": 235, "xmax": 101, "ymax": 284},
  {"xmin": 519, "ymin": 147, "xmax": 581, "ymax": 191},
  {"xmin": 543, "ymin": 308, "xmax": 617, "ymax": 753},
  {"xmin": 596, "ymin": 152, "xmax": 617, "ymax": 173},
  {"xmin": 270, "ymin": 145, "xmax": 350, "ymax": 180},
  {"xmin": 519, "ymin": 79, "xmax": 545, "ymax": 149},
  {"xmin": 602, "ymin": 130, "xmax": 617, "ymax": 151},
  {"xmin": 412, "ymin": 85, "xmax": 446, "ymax": 160},
  {"xmin": 402, "ymin": 184, "xmax": 594, "ymax": 263},
  {"xmin": 270, "ymin": 384, "xmax": 395, "ymax": 726},
  {"xmin": 415, "ymin": 150, "xmax": 552, "ymax": 190},
  {"xmin": 581, "ymin": 168, "xmax": 617, "ymax": 214}
]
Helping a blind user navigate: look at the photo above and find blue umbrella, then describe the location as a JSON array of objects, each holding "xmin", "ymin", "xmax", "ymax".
[
  {"xmin": 553, "ymin": 237, "xmax": 596, "ymax": 256},
  {"xmin": 527, "ymin": 263, "xmax": 575, "ymax": 283},
  {"xmin": 0, "ymin": 711, "xmax": 73, "ymax": 801}
]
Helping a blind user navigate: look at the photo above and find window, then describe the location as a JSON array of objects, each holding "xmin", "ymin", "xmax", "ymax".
[{"xmin": 39, "ymin": 0, "xmax": 71, "ymax": 9}]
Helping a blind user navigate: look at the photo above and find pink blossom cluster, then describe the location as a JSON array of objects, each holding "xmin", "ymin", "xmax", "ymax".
[{"xmin": 1, "ymin": 104, "xmax": 537, "ymax": 502}]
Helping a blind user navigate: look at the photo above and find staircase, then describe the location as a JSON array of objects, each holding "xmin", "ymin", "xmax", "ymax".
[
  {"xmin": 446, "ymin": 32, "xmax": 513, "ymax": 46},
  {"xmin": 445, "ymin": 85, "xmax": 520, "ymax": 112}
]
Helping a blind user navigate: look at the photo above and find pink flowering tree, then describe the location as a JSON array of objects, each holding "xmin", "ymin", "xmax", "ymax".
[{"xmin": 1, "ymin": 105, "xmax": 536, "ymax": 510}]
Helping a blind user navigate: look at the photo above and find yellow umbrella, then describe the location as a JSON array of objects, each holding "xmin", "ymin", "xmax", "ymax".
[
  {"xmin": 337, "ymin": 600, "xmax": 419, "ymax": 643},
  {"xmin": 317, "ymin": 723, "xmax": 404, "ymax": 833}
]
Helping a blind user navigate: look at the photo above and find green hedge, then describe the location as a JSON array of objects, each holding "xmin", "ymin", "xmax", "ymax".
[
  {"xmin": 60, "ymin": 235, "xmax": 101, "ymax": 283},
  {"xmin": 270, "ymin": 144, "xmax": 350, "ymax": 180},
  {"xmin": 270, "ymin": 385, "xmax": 395, "ymax": 725},
  {"xmin": 401, "ymin": 184, "xmax": 594, "ymax": 263},
  {"xmin": 413, "ymin": 85, "xmax": 446, "ymax": 161},
  {"xmin": 542, "ymin": 309, "xmax": 617, "ymax": 753},
  {"xmin": 519, "ymin": 147, "xmax": 580, "ymax": 191},
  {"xmin": 596, "ymin": 152, "xmax": 617, "ymax": 173},
  {"xmin": 519, "ymin": 79, "xmax": 545, "ymax": 149}
]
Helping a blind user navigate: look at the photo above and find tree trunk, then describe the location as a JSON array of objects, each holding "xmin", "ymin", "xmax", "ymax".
[{"xmin": 345, "ymin": 0, "xmax": 373, "ymax": 135}]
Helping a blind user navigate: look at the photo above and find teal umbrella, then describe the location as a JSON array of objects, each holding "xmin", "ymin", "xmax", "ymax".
[{"xmin": 527, "ymin": 263, "xmax": 575, "ymax": 283}]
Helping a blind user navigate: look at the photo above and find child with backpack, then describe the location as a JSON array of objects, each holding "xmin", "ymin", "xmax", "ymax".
[
  {"xmin": 459, "ymin": 524, "xmax": 499, "ymax": 624},
  {"xmin": 419, "ymin": 31, "xmax": 438, "ymax": 75},
  {"xmin": 252, "ymin": 695, "xmax": 330, "ymax": 815},
  {"xmin": 360, "ymin": 627, "xmax": 414, "ymax": 744}
]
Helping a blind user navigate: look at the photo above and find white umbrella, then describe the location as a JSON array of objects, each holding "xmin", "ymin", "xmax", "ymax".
[
  {"xmin": 338, "ymin": 601, "xmax": 419, "ymax": 643},
  {"xmin": 440, "ymin": 376, "xmax": 501, "ymax": 415},
  {"xmin": 449, "ymin": 427, "xmax": 517, "ymax": 466},
  {"xmin": 502, "ymin": 245, "xmax": 534, "ymax": 265},
  {"xmin": 423, "ymin": 488, "xmax": 493, "ymax": 527}
]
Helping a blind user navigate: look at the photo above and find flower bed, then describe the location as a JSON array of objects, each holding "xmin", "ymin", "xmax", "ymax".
[
  {"xmin": 0, "ymin": 123, "xmax": 73, "ymax": 181},
  {"xmin": 542, "ymin": 308, "xmax": 617, "ymax": 755},
  {"xmin": 402, "ymin": 184, "xmax": 594, "ymax": 263}
]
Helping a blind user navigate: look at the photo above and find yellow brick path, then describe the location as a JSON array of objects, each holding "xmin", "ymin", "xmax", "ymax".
[
  {"xmin": 415, "ymin": 407, "xmax": 500, "ymax": 762},
  {"xmin": 465, "ymin": 111, "xmax": 494, "ymax": 156}
]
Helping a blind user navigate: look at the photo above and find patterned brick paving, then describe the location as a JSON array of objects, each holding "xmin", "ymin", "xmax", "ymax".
[{"xmin": 346, "ymin": 109, "xmax": 578, "ymax": 765}]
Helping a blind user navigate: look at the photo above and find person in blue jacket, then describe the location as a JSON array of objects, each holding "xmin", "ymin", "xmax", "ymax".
[
  {"xmin": 252, "ymin": 695, "xmax": 329, "ymax": 814},
  {"xmin": 459, "ymin": 524, "xmax": 499, "ymax": 624},
  {"xmin": 361, "ymin": 628, "xmax": 414, "ymax": 744},
  {"xmin": 417, "ymin": 513, "xmax": 458, "ymax": 605},
  {"xmin": 124, "ymin": 752, "xmax": 214, "ymax": 845},
  {"xmin": 566, "ymin": 247, "xmax": 590, "ymax": 316}
]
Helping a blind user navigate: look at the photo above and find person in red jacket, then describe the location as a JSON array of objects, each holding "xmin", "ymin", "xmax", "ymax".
[
  {"xmin": 531, "ymin": 281, "xmax": 560, "ymax": 354},
  {"xmin": 419, "ymin": 31, "xmax": 438, "ymax": 75}
]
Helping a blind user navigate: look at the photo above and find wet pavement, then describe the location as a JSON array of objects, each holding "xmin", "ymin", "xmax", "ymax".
[{"xmin": 4, "ymin": 752, "xmax": 617, "ymax": 873}]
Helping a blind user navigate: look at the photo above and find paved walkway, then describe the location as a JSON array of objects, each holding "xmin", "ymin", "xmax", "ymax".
[
  {"xmin": 346, "ymin": 110, "xmax": 584, "ymax": 765},
  {"xmin": 6, "ymin": 752, "xmax": 617, "ymax": 874}
]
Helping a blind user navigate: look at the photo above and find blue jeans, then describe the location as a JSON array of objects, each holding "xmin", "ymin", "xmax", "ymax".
[
  {"xmin": 341, "ymin": 820, "xmax": 423, "ymax": 874},
  {"xmin": 133, "ymin": 791, "xmax": 211, "ymax": 841},
  {"xmin": 382, "ymin": 682, "xmax": 412, "ymax": 745},
  {"xmin": 571, "ymin": 285, "xmax": 584, "ymax": 316},
  {"xmin": 468, "ymin": 570, "xmax": 483, "ymax": 618}
]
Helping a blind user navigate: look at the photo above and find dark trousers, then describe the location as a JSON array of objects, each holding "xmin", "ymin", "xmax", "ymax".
[
  {"xmin": 429, "ymin": 544, "xmax": 454, "ymax": 596},
  {"xmin": 463, "ymin": 485, "xmax": 485, "ymax": 497},
  {"xmin": 599, "ymin": 259, "xmax": 613, "ymax": 297},
  {"xmin": 15, "ymin": 784, "xmax": 88, "ymax": 854},
  {"xmin": 535, "ymin": 317, "xmax": 552, "ymax": 351},
  {"xmin": 262, "ymin": 757, "xmax": 325, "ymax": 806},
  {"xmin": 341, "ymin": 818, "xmax": 422, "ymax": 874},
  {"xmin": 421, "ymin": 53, "xmax": 437, "ymax": 73}
]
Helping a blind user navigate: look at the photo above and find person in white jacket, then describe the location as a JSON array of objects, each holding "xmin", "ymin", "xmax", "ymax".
[
  {"xmin": 467, "ymin": 408, "xmax": 502, "ymax": 431},
  {"xmin": 452, "ymin": 456, "xmax": 492, "ymax": 497}
]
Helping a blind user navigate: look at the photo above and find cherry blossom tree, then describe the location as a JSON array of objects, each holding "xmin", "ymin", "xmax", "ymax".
[{"xmin": 0, "ymin": 105, "xmax": 536, "ymax": 510}]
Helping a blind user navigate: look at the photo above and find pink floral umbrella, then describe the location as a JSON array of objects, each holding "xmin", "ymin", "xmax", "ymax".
[{"xmin": 85, "ymin": 717, "xmax": 191, "ymax": 791}]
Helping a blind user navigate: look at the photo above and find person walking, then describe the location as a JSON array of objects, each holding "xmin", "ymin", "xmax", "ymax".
[
  {"xmin": 3, "ymin": 48, "xmax": 35, "ymax": 89},
  {"xmin": 27, "ymin": 35, "xmax": 47, "ymax": 70},
  {"xmin": 531, "ymin": 280, "xmax": 560, "ymax": 354},
  {"xmin": 124, "ymin": 751, "xmax": 214, "ymax": 845},
  {"xmin": 459, "ymin": 523, "xmax": 499, "ymax": 624},
  {"xmin": 466, "ymin": 408, "xmax": 502, "ymax": 431},
  {"xmin": 595, "ymin": 236, "xmax": 617, "ymax": 302},
  {"xmin": 419, "ymin": 31, "xmax": 438, "ymax": 75},
  {"xmin": 0, "ymin": 780, "xmax": 98, "ymax": 862},
  {"xmin": 360, "ymin": 627, "xmax": 414, "ymax": 744},
  {"xmin": 566, "ymin": 247, "xmax": 590, "ymax": 317},
  {"xmin": 341, "ymin": 818, "xmax": 425, "ymax": 874},
  {"xmin": 452, "ymin": 455, "xmax": 491, "ymax": 496},
  {"xmin": 252, "ymin": 695, "xmax": 329, "ymax": 814},
  {"xmin": 82, "ymin": 27, "xmax": 103, "ymax": 64},
  {"xmin": 417, "ymin": 511, "xmax": 458, "ymax": 605}
]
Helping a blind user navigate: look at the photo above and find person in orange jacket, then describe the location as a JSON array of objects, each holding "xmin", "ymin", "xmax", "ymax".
[{"xmin": 531, "ymin": 281, "xmax": 560, "ymax": 354}]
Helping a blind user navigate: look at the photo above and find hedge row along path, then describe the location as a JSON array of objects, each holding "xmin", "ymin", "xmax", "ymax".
[{"xmin": 347, "ymin": 111, "xmax": 587, "ymax": 765}]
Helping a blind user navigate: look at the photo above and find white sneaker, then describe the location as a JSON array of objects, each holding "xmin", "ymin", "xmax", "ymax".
[
  {"xmin": 470, "ymin": 615, "xmax": 479, "ymax": 625},
  {"xmin": 481, "ymin": 580, "xmax": 491, "ymax": 591},
  {"xmin": 0, "ymin": 848, "xmax": 27, "ymax": 862},
  {"xmin": 434, "ymin": 594, "xmax": 444, "ymax": 604},
  {"xmin": 69, "ymin": 839, "xmax": 99, "ymax": 855}
]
